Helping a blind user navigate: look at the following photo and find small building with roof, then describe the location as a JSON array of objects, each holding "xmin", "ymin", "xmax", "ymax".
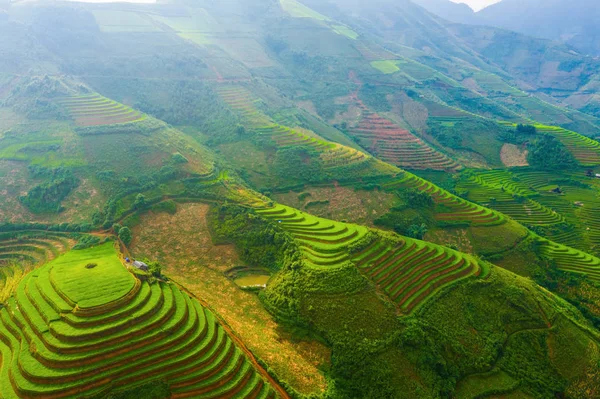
[{"xmin": 133, "ymin": 260, "xmax": 149, "ymax": 271}]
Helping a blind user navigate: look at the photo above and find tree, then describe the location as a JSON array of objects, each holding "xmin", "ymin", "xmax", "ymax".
[
  {"xmin": 407, "ymin": 223, "xmax": 428, "ymax": 239},
  {"xmin": 118, "ymin": 226, "xmax": 132, "ymax": 246},
  {"xmin": 112, "ymin": 223, "xmax": 122, "ymax": 234},
  {"xmin": 146, "ymin": 260, "xmax": 163, "ymax": 278},
  {"xmin": 133, "ymin": 194, "xmax": 147, "ymax": 210},
  {"xmin": 235, "ymin": 124, "xmax": 246, "ymax": 135},
  {"xmin": 402, "ymin": 188, "xmax": 434, "ymax": 208},
  {"xmin": 516, "ymin": 124, "xmax": 536, "ymax": 135}
]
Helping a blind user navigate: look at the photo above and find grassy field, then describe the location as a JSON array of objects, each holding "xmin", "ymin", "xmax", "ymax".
[
  {"xmin": 273, "ymin": 185, "xmax": 397, "ymax": 226},
  {"xmin": 49, "ymin": 242, "xmax": 136, "ymax": 309},
  {"xmin": 370, "ymin": 60, "xmax": 400, "ymax": 74},
  {"xmin": 332, "ymin": 25, "xmax": 358, "ymax": 40},
  {"xmin": 280, "ymin": 0, "xmax": 330, "ymax": 21}
]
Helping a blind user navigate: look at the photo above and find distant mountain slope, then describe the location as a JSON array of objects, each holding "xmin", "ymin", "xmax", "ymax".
[
  {"xmin": 477, "ymin": 0, "xmax": 600, "ymax": 57},
  {"xmin": 413, "ymin": 0, "xmax": 600, "ymax": 58},
  {"xmin": 305, "ymin": 0, "xmax": 600, "ymax": 127},
  {"xmin": 411, "ymin": 0, "xmax": 476, "ymax": 23}
]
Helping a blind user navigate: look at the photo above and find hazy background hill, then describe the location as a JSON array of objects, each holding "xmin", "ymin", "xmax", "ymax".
[{"xmin": 414, "ymin": 0, "xmax": 600, "ymax": 57}]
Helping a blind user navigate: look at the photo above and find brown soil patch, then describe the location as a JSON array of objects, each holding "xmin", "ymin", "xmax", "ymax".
[
  {"xmin": 500, "ymin": 143, "xmax": 529, "ymax": 167},
  {"xmin": 425, "ymin": 227, "xmax": 474, "ymax": 254},
  {"xmin": 274, "ymin": 185, "xmax": 396, "ymax": 227},
  {"xmin": 130, "ymin": 203, "xmax": 329, "ymax": 396},
  {"xmin": 392, "ymin": 92, "xmax": 429, "ymax": 132},
  {"xmin": 0, "ymin": 160, "xmax": 32, "ymax": 223}
]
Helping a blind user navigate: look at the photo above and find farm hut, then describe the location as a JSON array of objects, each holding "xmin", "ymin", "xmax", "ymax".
[{"xmin": 133, "ymin": 260, "xmax": 149, "ymax": 271}]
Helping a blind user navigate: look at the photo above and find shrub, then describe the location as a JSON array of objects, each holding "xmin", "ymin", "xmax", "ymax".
[
  {"xmin": 73, "ymin": 235, "xmax": 102, "ymax": 250},
  {"xmin": 151, "ymin": 200, "xmax": 177, "ymax": 215},
  {"xmin": 171, "ymin": 152, "xmax": 188, "ymax": 164},
  {"xmin": 133, "ymin": 194, "xmax": 147, "ymax": 210},
  {"xmin": 297, "ymin": 192, "xmax": 312, "ymax": 201},
  {"xmin": 20, "ymin": 168, "xmax": 79, "ymax": 214}
]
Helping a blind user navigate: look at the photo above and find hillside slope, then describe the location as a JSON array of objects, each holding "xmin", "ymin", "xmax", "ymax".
[{"xmin": 477, "ymin": 0, "xmax": 600, "ymax": 56}]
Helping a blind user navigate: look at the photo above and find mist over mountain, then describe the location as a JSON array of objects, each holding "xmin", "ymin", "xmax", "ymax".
[
  {"xmin": 413, "ymin": 0, "xmax": 600, "ymax": 56},
  {"xmin": 412, "ymin": 0, "xmax": 476, "ymax": 23}
]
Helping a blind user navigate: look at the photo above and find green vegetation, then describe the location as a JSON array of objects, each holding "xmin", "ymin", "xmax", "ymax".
[
  {"xmin": 0, "ymin": 244, "xmax": 274, "ymax": 398},
  {"xmin": 528, "ymin": 135, "xmax": 576, "ymax": 170},
  {"xmin": 331, "ymin": 25, "xmax": 358, "ymax": 40},
  {"xmin": 370, "ymin": 60, "xmax": 400, "ymax": 74},
  {"xmin": 19, "ymin": 168, "xmax": 79, "ymax": 213},
  {"xmin": 280, "ymin": 0, "xmax": 330, "ymax": 21},
  {"xmin": 208, "ymin": 204, "xmax": 300, "ymax": 271}
]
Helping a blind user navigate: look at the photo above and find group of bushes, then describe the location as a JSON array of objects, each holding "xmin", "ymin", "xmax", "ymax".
[
  {"xmin": 207, "ymin": 204, "xmax": 301, "ymax": 271},
  {"xmin": 19, "ymin": 167, "xmax": 79, "ymax": 214},
  {"xmin": 74, "ymin": 116, "xmax": 162, "ymax": 136}
]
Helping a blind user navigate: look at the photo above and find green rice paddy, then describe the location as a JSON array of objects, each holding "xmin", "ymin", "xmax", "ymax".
[
  {"xmin": 370, "ymin": 60, "xmax": 400, "ymax": 74},
  {"xmin": 280, "ymin": 0, "xmax": 330, "ymax": 21},
  {"xmin": 257, "ymin": 203, "xmax": 485, "ymax": 312},
  {"xmin": 0, "ymin": 244, "xmax": 274, "ymax": 398}
]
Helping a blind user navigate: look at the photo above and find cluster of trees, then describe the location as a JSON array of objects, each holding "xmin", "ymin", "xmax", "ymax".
[
  {"xmin": 273, "ymin": 147, "xmax": 323, "ymax": 184},
  {"xmin": 528, "ymin": 135, "xmax": 576, "ymax": 170},
  {"xmin": 207, "ymin": 204, "xmax": 300, "ymax": 271},
  {"xmin": 20, "ymin": 167, "xmax": 79, "ymax": 213},
  {"xmin": 499, "ymin": 123, "xmax": 537, "ymax": 144}
]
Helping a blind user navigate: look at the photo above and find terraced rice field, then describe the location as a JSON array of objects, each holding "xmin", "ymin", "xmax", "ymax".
[
  {"xmin": 218, "ymin": 86, "xmax": 373, "ymax": 171},
  {"xmin": 539, "ymin": 239, "xmax": 600, "ymax": 281},
  {"xmin": 350, "ymin": 103, "xmax": 460, "ymax": 171},
  {"xmin": 216, "ymin": 86, "xmax": 271, "ymax": 126},
  {"xmin": 256, "ymin": 204, "xmax": 483, "ymax": 312},
  {"xmin": 57, "ymin": 94, "xmax": 144, "ymax": 127},
  {"xmin": 457, "ymin": 169, "xmax": 600, "ymax": 250},
  {"xmin": 424, "ymin": 100, "xmax": 470, "ymax": 121},
  {"xmin": 0, "ymin": 243, "xmax": 275, "ymax": 398},
  {"xmin": 384, "ymin": 173, "xmax": 506, "ymax": 226},
  {"xmin": 0, "ymin": 264, "xmax": 31, "ymax": 304},
  {"xmin": 256, "ymin": 204, "xmax": 368, "ymax": 267},
  {"xmin": 352, "ymin": 236, "xmax": 481, "ymax": 313},
  {"xmin": 0, "ymin": 232, "xmax": 75, "ymax": 266},
  {"xmin": 535, "ymin": 125, "xmax": 600, "ymax": 166},
  {"xmin": 457, "ymin": 171, "xmax": 565, "ymax": 227}
]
